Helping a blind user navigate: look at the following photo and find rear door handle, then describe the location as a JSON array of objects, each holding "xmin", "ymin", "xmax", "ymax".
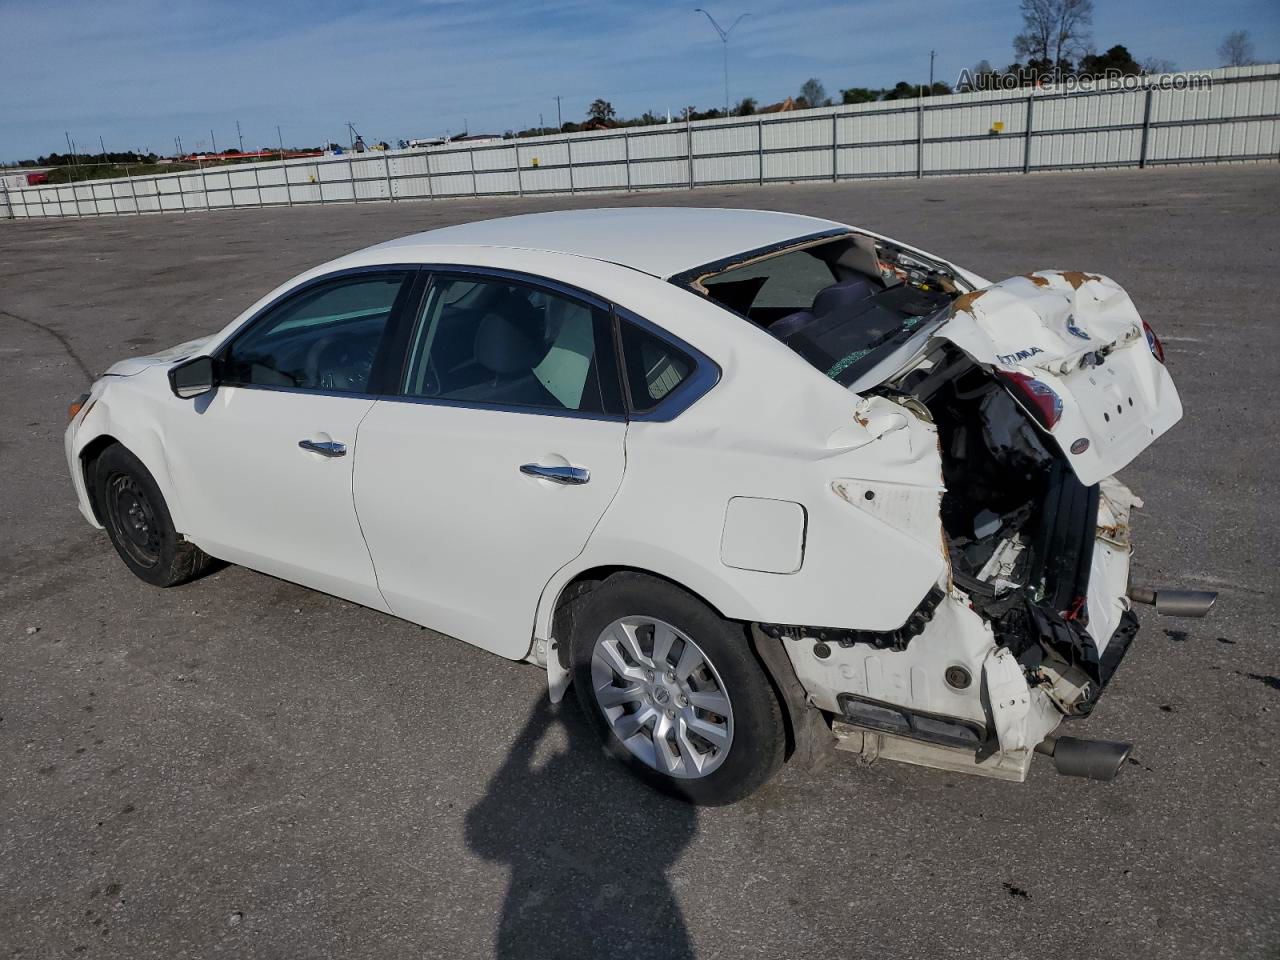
[
  {"xmin": 520, "ymin": 463, "xmax": 590, "ymax": 485},
  {"xmin": 299, "ymin": 439, "xmax": 347, "ymax": 458}
]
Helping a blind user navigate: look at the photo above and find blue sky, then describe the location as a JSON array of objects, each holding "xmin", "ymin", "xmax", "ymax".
[{"xmin": 2, "ymin": 0, "xmax": 1277, "ymax": 160}]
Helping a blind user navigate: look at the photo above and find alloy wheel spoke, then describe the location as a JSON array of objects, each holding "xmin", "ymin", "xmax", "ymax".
[
  {"xmin": 595, "ymin": 641, "xmax": 645, "ymax": 682},
  {"xmin": 613, "ymin": 704, "xmax": 657, "ymax": 741},
  {"xmin": 675, "ymin": 719, "xmax": 706, "ymax": 775},
  {"xmin": 595, "ymin": 682, "xmax": 645, "ymax": 708},
  {"xmin": 685, "ymin": 714, "xmax": 730, "ymax": 749},
  {"xmin": 613, "ymin": 620, "xmax": 653, "ymax": 670},
  {"xmin": 674, "ymin": 642, "xmax": 705, "ymax": 683},
  {"xmin": 651, "ymin": 623, "xmax": 677, "ymax": 669},
  {"xmin": 686, "ymin": 689, "xmax": 730, "ymax": 714}
]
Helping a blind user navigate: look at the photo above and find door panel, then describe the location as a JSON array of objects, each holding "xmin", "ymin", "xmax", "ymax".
[
  {"xmin": 354, "ymin": 403, "xmax": 624, "ymax": 657},
  {"xmin": 166, "ymin": 389, "xmax": 387, "ymax": 609},
  {"xmin": 159, "ymin": 268, "xmax": 415, "ymax": 610},
  {"xmin": 353, "ymin": 271, "xmax": 627, "ymax": 659}
]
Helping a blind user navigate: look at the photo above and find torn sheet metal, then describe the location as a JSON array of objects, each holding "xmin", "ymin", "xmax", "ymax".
[{"xmin": 931, "ymin": 271, "xmax": 1182, "ymax": 485}]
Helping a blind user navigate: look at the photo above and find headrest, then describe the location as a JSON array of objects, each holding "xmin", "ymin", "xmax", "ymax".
[{"xmin": 474, "ymin": 307, "xmax": 546, "ymax": 375}]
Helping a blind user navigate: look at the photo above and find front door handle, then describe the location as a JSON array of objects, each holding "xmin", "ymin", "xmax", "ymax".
[
  {"xmin": 520, "ymin": 463, "xmax": 590, "ymax": 485},
  {"xmin": 299, "ymin": 439, "xmax": 347, "ymax": 458}
]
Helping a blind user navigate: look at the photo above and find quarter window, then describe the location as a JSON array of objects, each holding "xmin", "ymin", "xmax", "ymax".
[
  {"xmin": 618, "ymin": 321, "xmax": 695, "ymax": 413},
  {"xmin": 401, "ymin": 275, "xmax": 622, "ymax": 415},
  {"xmin": 222, "ymin": 273, "xmax": 407, "ymax": 393}
]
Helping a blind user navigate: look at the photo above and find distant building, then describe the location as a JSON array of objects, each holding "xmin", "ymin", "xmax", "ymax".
[{"xmin": 757, "ymin": 97, "xmax": 797, "ymax": 114}]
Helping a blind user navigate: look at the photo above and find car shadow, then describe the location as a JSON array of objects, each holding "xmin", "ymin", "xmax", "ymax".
[{"xmin": 465, "ymin": 694, "xmax": 697, "ymax": 960}]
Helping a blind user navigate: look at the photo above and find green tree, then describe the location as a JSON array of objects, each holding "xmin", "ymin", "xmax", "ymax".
[{"xmin": 587, "ymin": 99, "xmax": 616, "ymax": 123}]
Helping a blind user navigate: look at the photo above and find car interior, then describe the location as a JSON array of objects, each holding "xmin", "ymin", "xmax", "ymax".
[{"xmin": 698, "ymin": 235, "xmax": 957, "ymax": 383}]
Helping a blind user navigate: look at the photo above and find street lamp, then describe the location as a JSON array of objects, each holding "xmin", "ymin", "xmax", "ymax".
[{"xmin": 694, "ymin": 9, "xmax": 750, "ymax": 116}]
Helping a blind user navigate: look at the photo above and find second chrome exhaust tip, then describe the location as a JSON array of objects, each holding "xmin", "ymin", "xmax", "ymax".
[
  {"xmin": 1128, "ymin": 586, "xmax": 1218, "ymax": 618},
  {"xmin": 1036, "ymin": 736, "xmax": 1132, "ymax": 781}
]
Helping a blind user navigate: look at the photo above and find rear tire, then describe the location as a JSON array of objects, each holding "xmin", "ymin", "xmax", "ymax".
[
  {"xmin": 94, "ymin": 444, "xmax": 215, "ymax": 587},
  {"xmin": 570, "ymin": 572, "xmax": 785, "ymax": 805}
]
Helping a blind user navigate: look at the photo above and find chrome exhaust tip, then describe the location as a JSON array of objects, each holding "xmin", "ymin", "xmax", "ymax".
[
  {"xmin": 1035, "ymin": 735, "xmax": 1132, "ymax": 781},
  {"xmin": 1127, "ymin": 586, "xmax": 1218, "ymax": 618}
]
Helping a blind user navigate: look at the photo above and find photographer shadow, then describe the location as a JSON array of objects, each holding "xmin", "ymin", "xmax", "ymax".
[{"xmin": 466, "ymin": 695, "xmax": 697, "ymax": 960}]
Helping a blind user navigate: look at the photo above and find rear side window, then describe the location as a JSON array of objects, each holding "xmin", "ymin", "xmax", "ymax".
[
  {"xmin": 222, "ymin": 273, "xmax": 407, "ymax": 393},
  {"xmin": 400, "ymin": 274, "xmax": 623, "ymax": 416},
  {"xmin": 618, "ymin": 321, "xmax": 695, "ymax": 413}
]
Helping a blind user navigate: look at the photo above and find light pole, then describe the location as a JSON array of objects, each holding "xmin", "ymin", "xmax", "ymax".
[{"xmin": 694, "ymin": 9, "xmax": 750, "ymax": 116}]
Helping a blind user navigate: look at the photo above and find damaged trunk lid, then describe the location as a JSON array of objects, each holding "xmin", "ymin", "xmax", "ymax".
[{"xmin": 932, "ymin": 271, "xmax": 1180, "ymax": 486}]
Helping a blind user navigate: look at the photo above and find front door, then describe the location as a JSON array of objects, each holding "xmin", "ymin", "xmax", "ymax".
[
  {"xmin": 165, "ymin": 269, "xmax": 415, "ymax": 610},
  {"xmin": 354, "ymin": 271, "xmax": 628, "ymax": 658}
]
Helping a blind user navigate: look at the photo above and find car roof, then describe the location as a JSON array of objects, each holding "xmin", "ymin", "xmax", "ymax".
[{"xmin": 368, "ymin": 207, "xmax": 846, "ymax": 279}]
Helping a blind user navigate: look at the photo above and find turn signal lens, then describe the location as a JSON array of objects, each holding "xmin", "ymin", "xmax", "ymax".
[
  {"xmin": 998, "ymin": 371, "xmax": 1063, "ymax": 430},
  {"xmin": 68, "ymin": 393, "xmax": 90, "ymax": 422},
  {"xmin": 1142, "ymin": 319, "xmax": 1165, "ymax": 364}
]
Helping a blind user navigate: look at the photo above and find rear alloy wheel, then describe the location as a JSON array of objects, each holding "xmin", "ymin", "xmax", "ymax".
[
  {"xmin": 95, "ymin": 444, "xmax": 216, "ymax": 587},
  {"xmin": 571, "ymin": 573, "xmax": 785, "ymax": 804}
]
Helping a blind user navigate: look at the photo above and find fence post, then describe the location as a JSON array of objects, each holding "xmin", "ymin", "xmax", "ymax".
[
  {"xmin": 178, "ymin": 172, "xmax": 188, "ymax": 214},
  {"xmin": 469, "ymin": 148, "xmax": 478, "ymax": 197},
  {"xmin": 252, "ymin": 164, "xmax": 263, "ymax": 207},
  {"xmin": 916, "ymin": 98, "xmax": 925, "ymax": 178},
  {"xmin": 758, "ymin": 116, "xmax": 764, "ymax": 185},
  {"xmin": 423, "ymin": 149, "xmax": 434, "ymax": 199},
  {"xmin": 623, "ymin": 131, "xmax": 632, "ymax": 192},
  {"xmin": 347, "ymin": 155, "xmax": 358, "ymax": 204},
  {"xmin": 515, "ymin": 143, "xmax": 524, "ymax": 197},
  {"xmin": 687, "ymin": 115, "xmax": 694, "ymax": 189},
  {"xmin": 2, "ymin": 181, "xmax": 12, "ymax": 220},
  {"xmin": 831, "ymin": 112, "xmax": 839, "ymax": 182},
  {"xmin": 1138, "ymin": 88, "xmax": 1154, "ymax": 169},
  {"xmin": 1023, "ymin": 93, "xmax": 1035, "ymax": 174},
  {"xmin": 283, "ymin": 158, "xmax": 293, "ymax": 207},
  {"xmin": 567, "ymin": 139, "xmax": 575, "ymax": 193},
  {"xmin": 199, "ymin": 159, "xmax": 210, "ymax": 213},
  {"xmin": 384, "ymin": 153, "xmax": 395, "ymax": 201}
]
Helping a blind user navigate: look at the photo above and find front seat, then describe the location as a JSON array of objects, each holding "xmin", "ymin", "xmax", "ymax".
[{"xmin": 451, "ymin": 297, "xmax": 558, "ymax": 407}]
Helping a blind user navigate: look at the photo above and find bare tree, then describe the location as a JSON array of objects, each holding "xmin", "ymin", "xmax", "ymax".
[
  {"xmin": 799, "ymin": 78, "xmax": 828, "ymax": 108},
  {"xmin": 1014, "ymin": 0, "xmax": 1094, "ymax": 69},
  {"xmin": 1218, "ymin": 30, "xmax": 1256, "ymax": 67},
  {"xmin": 1140, "ymin": 56, "xmax": 1177, "ymax": 75}
]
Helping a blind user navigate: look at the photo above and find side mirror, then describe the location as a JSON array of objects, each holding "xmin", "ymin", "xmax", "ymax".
[{"xmin": 168, "ymin": 355, "xmax": 218, "ymax": 399}]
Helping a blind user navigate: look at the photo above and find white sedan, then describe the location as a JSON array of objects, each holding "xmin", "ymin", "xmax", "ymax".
[{"xmin": 65, "ymin": 207, "xmax": 1214, "ymax": 804}]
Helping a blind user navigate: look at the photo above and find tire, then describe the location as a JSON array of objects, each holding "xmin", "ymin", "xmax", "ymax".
[
  {"xmin": 94, "ymin": 444, "xmax": 216, "ymax": 588},
  {"xmin": 570, "ymin": 572, "xmax": 785, "ymax": 805}
]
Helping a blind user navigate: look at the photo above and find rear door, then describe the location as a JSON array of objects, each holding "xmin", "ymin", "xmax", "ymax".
[{"xmin": 353, "ymin": 270, "xmax": 627, "ymax": 659}]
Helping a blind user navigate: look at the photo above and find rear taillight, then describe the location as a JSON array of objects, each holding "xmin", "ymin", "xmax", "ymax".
[
  {"xmin": 998, "ymin": 371, "xmax": 1063, "ymax": 430},
  {"xmin": 1142, "ymin": 319, "xmax": 1165, "ymax": 363}
]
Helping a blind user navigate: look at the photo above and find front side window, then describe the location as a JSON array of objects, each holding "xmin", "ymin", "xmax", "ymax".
[
  {"xmin": 222, "ymin": 272, "xmax": 407, "ymax": 393},
  {"xmin": 401, "ymin": 275, "xmax": 622, "ymax": 416}
]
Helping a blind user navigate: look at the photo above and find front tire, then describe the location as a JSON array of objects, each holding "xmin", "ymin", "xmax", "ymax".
[
  {"xmin": 95, "ymin": 444, "xmax": 215, "ymax": 587},
  {"xmin": 570, "ymin": 572, "xmax": 785, "ymax": 805}
]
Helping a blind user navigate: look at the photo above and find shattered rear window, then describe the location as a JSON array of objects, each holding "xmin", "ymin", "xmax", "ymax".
[{"xmin": 685, "ymin": 234, "xmax": 958, "ymax": 387}]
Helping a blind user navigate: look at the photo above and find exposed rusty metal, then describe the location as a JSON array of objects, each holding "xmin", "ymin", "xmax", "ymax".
[
  {"xmin": 1057, "ymin": 270, "xmax": 1102, "ymax": 290},
  {"xmin": 951, "ymin": 289, "xmax": 987, "ymax": 315},
  {"xmin": 1022, "ymin": 273, "xmax": 1051, "ymax": 288}
]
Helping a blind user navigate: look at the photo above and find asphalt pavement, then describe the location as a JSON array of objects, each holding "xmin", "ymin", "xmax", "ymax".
[{"xmin": 1, "ymin": 164, "xmax": 1277, "ymax": 959}]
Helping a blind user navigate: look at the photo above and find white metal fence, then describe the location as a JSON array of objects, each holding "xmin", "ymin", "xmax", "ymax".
[{"xmin": 4, "ymin": 65, "xmax": 1277, "ymax": 221}]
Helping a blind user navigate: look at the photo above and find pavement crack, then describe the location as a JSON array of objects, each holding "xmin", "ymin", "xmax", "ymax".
[{"xmin": 0, "ymin": 306, "xmax": 93, "ymax": 383}]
